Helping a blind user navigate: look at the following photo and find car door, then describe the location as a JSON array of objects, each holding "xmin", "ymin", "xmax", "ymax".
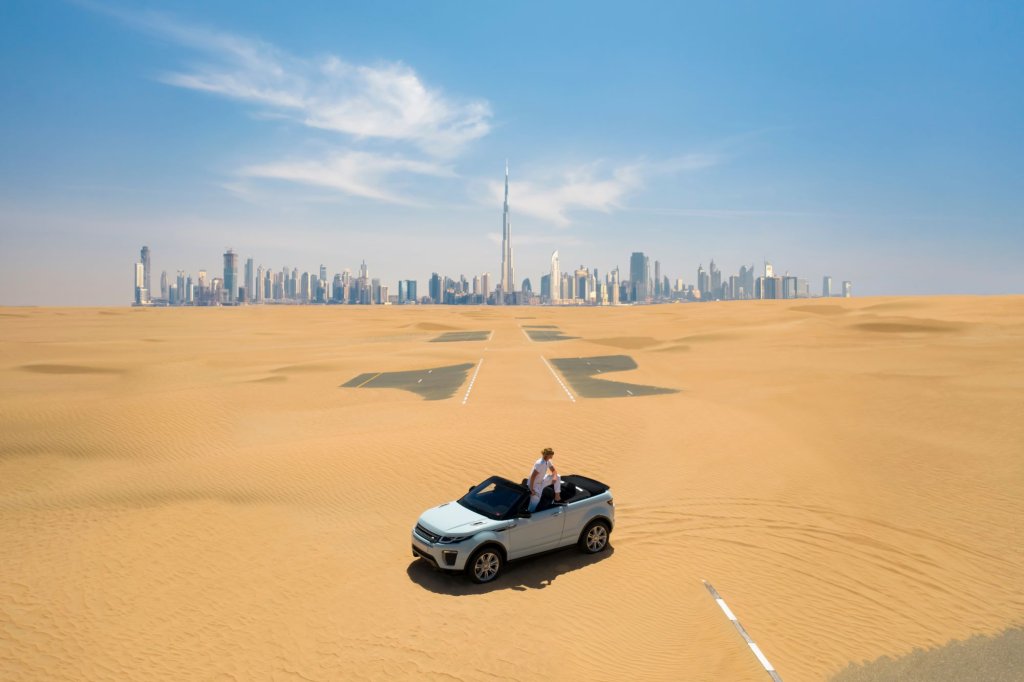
[
  {"xmin": 507, "ymin": 506, "xmax": 567, "ymax": 559},
  {"xmin": 560, "ymin": 500, "xmax": 588, "ymax": 545}
]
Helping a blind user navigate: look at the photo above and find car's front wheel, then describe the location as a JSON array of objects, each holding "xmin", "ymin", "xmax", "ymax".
[
  {"xmin": 578, "ymin": 520, "xmax": 610, "ymax": 554},
  {"xmin": 466, "ymin": 546, "xmax": 504, "ymax": 584}
]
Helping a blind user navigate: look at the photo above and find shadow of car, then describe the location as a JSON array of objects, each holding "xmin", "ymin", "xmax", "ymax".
[{"xmin": 407, "ymin": 544, "xmax": 615, "ymax": 595}]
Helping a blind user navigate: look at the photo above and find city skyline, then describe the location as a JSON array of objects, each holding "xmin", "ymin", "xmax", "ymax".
[
  {"xmin": 132, "ymin": 164, "xmax": 854, "ymax": 307},
  {"xmin": 2, "ymin": 2, "xmax": 1022, "ymax": 305},
  {"xmin": 131, "ymin": 243, "xmax": 852, "ymax": 309}
]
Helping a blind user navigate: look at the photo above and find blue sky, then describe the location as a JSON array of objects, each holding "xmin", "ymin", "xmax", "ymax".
[{"xmin": 1, "ymin": 1, "xmax": 1021, "ymax": 304}]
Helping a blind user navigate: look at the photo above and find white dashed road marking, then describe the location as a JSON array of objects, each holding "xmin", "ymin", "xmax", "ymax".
[
  {"xmin": 461, "ymin": 358, "xmax": 483, "ymax": 405},
  {"xmin": 541, "ymin": 356, "xmax": 575, "ymax": 403},
  {"xmin": 703, "ymin": 580, "xmax": 782, "ymax": 681}
]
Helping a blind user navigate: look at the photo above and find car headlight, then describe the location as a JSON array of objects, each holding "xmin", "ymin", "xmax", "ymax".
[{"xmin": 438, "ymin": 534, "xmax": 472, "ymax": 544}]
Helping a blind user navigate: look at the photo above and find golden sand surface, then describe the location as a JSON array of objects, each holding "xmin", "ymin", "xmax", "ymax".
[{"xmin": 1, "ymin": 297, "xmax": 1022, "ymax": 681}]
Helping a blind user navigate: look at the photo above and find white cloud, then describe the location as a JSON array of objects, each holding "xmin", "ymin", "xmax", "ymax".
[
  {"xmin": 492, "ymin": 155, "xmax": 719, "ymax": 226},
  {"xmin": 109, "ymin": 10, "xmax": 492, "ymax": 157},
  {"xmin": 240, "ymin": 151, "xmax": 455, "ymax": 205},
  {"xmin": 85, "ymin": 6, "xmax": 719, "ymax": 212}
]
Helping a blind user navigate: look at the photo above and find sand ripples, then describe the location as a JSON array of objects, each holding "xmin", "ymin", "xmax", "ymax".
[{"xmin": 2, "ymin": 301, "xmax": 1021, "ymax": 680}]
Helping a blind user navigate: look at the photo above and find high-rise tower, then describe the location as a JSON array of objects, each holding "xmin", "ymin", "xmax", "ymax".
[
  {"xmin": 223, "ymin": 249, "xmax": 238, "ymax": 304},
  {"xmin": 134, "ymin": 262, "xmax": 145, "ymax": 305},
  {"xmin": 629, "ymin": 252, "xmax": 649, "ymax": 302},
  {"xmin": 549, "ymin": 250, "xmax": 561, "ymax": 304},
  {"xmin": 140, "ymin": 246, "xmax": 151, "ymax": 303},
  {"xmin": 245, "ymin": 257, "xmax": 254, "ymax": 303},
  {"xmin": 499, "ymin": 161, "xmax": 514, "ymax": 298}
]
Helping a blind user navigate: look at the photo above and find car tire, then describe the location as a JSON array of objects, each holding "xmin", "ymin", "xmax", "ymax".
[
  {"xmin": 578, "ymin": 520, "xmax": 611, "ymax": 554},
  {"xmin": 466, "ymin": 546, "xmax": 504, "ymax": 584}
]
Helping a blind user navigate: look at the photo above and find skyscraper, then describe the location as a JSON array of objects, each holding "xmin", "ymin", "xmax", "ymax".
[
  {"xmin": 550, "ymin": 250, "xmax": 560, "ymax": 304},
  {"xmin": 134, "ymin": 261, "xmax": 146, "ymax": 305},
  {"xmin": 842, "ymin": 280, "xmax": 852, "ymax": 297},
  {"xmin": 223, "ymin": 250, "xmax": 238, "ymax": 304},
  {"xmin": 782, "ymin": 275, "xmax": 797, "ymax": 299},
  {"xmin": 629, "ymin": 252, "xmax": 649, "ymax": 302},
  {"xmin": 244, "ymin": 257, "xmax": 254, "ymax": 303},
  {"xmin": 654, "ymin": 260, "xmax": 662, "ymax": 298},
  {"xmin": 741, "ymin": 265, "xmax": 755, "ymax": 299},
  {"xmin": 480, "ymin": 273, "xmax": 491, "ymax": 302},
  {"xmin": 823, "ymin": 276, "xmax": 833, "ymax": 297},
  {"xmin": 499, "ymin": 162, "xmax": 515, "ymax": 298},
  {"xmin": 429, "ymin": 273, "xmax": 442, "ymax": 303},
  {"xmin": 140, "ymin": 246, "xmax": 151, "ymax": 303},
  {"xmin": 697, "ymin": 264, "xmax": 709, "ymax": 298},
  {"xmin": 575, "ymin": 266, "xmax": 590, "ymax": 302}
]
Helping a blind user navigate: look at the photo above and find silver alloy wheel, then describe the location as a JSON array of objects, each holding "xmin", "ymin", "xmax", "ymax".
[
  {"xmin": 474, "ymin": 551, "xmax": 500, "ymax": 582},
  {"xmin": 586, "ymin": 524, "xmax": 608, "ymax": 551}
]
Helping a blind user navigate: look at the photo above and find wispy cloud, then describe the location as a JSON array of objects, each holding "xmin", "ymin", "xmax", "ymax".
[
  {"xmin": 82, "ymin": 3, "xmax": 491, "ymax": 205},
  {"xmin": 98, "ymin": 6, "xmax": 492, "ymax": 157},
  {"xmin": 490, "ymin": 154, "xmax": 720, "ymax": 226},
  {"xmin": 83, "ymin": 5, "xmax": 722, "ymax": 214},
  {"xmin": 240, "ymin": 151, "xmax": 455, "ymax": 205}
]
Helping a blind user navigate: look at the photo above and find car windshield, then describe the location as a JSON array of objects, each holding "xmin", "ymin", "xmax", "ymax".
[{"xmin": 458, "ymin": 478, "xmax": 525, "ymax": 520}]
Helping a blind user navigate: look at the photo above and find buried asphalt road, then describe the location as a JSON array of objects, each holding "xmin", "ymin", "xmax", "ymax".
[
  {"xmin": 430, "ymin": 331, "xmax": 491, "ymax": 343},
  {"xmin": 341, "ymin": 363, "xmax": 476, "ymax": 400},
  {"xmin": 522, "ymin": 325, "xmax": 578, "ymax": 342},
  {"xmin": 548, "ymin": 355, "xmax": 677, "ymax": 398}
]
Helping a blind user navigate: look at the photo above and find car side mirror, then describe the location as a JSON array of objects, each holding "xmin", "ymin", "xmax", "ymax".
[{"xmin": 518, "ymin": 511, "xmax": 532, "ymax": 519}]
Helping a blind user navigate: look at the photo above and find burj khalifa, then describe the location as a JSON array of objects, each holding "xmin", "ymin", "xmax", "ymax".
[{"xmin": 499, "ymin": 161, "xmax": 514, "ymax": 299}]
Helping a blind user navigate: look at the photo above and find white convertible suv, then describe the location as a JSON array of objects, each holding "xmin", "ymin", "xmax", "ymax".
[{"xmin": 412, "ymin": 474, "xmax": 614, "ymax": 583}]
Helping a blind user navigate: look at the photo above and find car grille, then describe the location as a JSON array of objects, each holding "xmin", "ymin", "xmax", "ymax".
[{"xmin": 415, "ymin": 524, "xmax": 441, "ymax": 544}]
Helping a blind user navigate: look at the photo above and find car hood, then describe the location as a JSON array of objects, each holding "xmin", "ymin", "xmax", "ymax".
[{"xmin": 418, "ymin": 501, "xmax": 503, "ymax": 535}]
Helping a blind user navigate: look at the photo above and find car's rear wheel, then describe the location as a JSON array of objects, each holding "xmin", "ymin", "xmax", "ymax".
[
  {"xmin": 578, "ymin": 520, "xmax": 610, "ymax": 554},
  {"xmin": 466, "ymin": 546, "xmax": 503, "ymax": 583}
]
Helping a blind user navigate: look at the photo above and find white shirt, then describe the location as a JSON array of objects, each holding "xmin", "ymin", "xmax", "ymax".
[{"xmin": 529, "ymin": 457, "xmax": 553, "ymax": 495}]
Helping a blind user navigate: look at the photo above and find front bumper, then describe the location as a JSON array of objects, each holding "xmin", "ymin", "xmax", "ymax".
[{"xmin": 411, "ymin": 528, "xmax": 469, "ymax": 571}]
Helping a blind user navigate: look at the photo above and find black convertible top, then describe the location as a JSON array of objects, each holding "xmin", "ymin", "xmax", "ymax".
[{"xmin": 561, "ymin": 474, "xmax": 609, "ymax": 495}]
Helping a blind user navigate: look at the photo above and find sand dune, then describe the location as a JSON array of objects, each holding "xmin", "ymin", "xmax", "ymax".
[{"xmin": 1, "ymin": 296, "xmax": 1022, "ymax": 681}]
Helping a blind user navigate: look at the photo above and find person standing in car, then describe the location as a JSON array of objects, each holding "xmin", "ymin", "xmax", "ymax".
[{"xmin": 528, "ymin": 447, "xmax": 562, "ymax": 512}]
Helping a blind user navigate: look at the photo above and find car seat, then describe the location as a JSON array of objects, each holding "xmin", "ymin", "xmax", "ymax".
[
  {"xmin": 521, "ymin": 480, "xmax": 573, "ymax": 512},
  {"xmin": 535, "ymin": 486, "xmax": 557, "ymax": 512}
]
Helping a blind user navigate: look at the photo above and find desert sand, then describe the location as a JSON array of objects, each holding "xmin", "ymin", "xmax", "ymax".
[{"xmin": 1, "ymin": 296, "xmax": 1022, "ymax": 681}]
